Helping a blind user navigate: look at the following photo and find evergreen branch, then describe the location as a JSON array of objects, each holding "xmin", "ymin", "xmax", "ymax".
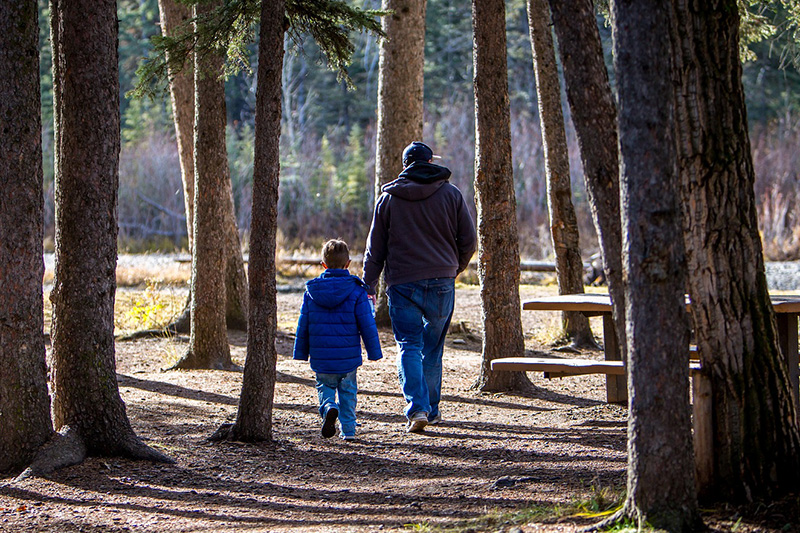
[
  {"xmin": 286, "ymin": 0, "xmax": 387, "ymax": 87},
  {"xmin": 130, "ymin": 0, "xmax": 386, "ymax": 99}
]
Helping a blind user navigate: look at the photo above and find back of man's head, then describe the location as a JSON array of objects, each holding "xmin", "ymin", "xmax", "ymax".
[
  {"xmin": 322, "ymin": 239, "xmax": 350, "ymax": 269},
  {"xmin": 402, "ymin": 142, "xmax": 434, "ymax": 167}
]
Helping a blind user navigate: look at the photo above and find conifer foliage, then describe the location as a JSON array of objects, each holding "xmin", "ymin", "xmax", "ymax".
[{"xmin": 132, "ymin": 0, "xmax": 385, "ymax": 99}]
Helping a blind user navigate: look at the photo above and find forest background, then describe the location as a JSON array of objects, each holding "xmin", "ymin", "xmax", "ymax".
[{"xmin": 36, "ymin": 0, "xmax": 800, "ymax": 260}]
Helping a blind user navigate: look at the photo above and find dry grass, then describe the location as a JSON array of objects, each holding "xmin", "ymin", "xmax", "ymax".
[
  {"xmin": 43, "ymin": 254, "xmax": 192, "ymax": 287},
  {"xmin": 39, "ymin": 253, "xmax": 595, "ymax": 343},
  {"xmin": 42, "ymin": 285, "xmax": 187, "ymax": 337},
  {"xmin": 114, "ymin": 264, "xmax": 192, "ymax": 287},
  {"xmin": 43, "ymin": 257, "xmax": 190, "ymax": 336},
  {"xmin": 113, "ymin": 284, "xmax": 187, "ymax": 336}
]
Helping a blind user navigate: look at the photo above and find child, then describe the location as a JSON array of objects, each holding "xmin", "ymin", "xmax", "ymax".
[{"xmin": 293, "ymin": 239, "xmax": 382, "ymax": 439}]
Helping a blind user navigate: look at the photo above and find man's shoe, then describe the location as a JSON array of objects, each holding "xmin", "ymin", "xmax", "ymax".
[
  {"xmin": 321, "ymin": 407, "xmax": 339, "ymax": 438},
  {"xmin": 407, "ymin": 411, "xmax": 429, "ymax": 433},
  {"xmin": 428, "ymin": 413, "xmax": 442, "ymax": 425}
]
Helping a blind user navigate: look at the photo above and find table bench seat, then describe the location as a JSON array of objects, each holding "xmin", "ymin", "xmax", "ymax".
[
  {"xmin": 490, "ymin": 356, "xmax": 702, "ymax": 379},
  {"xmin": 492, "ymin": 354, "xmax": 712, "ymax": 487},
  {"xmin": 491, "ymin": 357, "xmax": 625, "ymax": 377}
]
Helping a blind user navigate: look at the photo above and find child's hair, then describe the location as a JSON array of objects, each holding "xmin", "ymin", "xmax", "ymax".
[{"xmin": 322, "ymin": 239, "xmax": 350, "ymax": 269}]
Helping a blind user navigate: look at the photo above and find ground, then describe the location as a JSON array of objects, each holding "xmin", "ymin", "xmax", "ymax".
[{"xmin": 1, "ymin": 259, "xmax": 798, "ymax": 532}]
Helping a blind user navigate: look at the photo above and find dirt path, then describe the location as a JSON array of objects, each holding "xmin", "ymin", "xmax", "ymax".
[{"xmin": 1, "ymin": 285, "xmax": 795, "ymax": 532}]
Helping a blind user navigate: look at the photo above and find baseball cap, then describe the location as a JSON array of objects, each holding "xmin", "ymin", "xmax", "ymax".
[{"xmin": 402, "ymin": 142, "xmax": 441, "ymax": 166}]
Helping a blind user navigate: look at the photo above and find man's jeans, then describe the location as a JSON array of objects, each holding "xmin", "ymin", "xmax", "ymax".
[
  {"xmin": 315, "ymin": 370, "xmax": 358, "ymax": 436},
  {"xmin": 388, "ymin": 278, "xmax": 455, "ymax": 420}
]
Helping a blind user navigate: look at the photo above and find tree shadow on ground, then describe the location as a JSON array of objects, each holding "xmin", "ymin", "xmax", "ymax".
[{"xmin": 1, "ymin": 422, "xmax": 625, "ymax": 529}]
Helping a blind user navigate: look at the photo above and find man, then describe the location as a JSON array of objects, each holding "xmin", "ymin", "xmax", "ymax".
[{"xmin": 363, "ymin": 141, "xmax": 477, "ymax": 433}]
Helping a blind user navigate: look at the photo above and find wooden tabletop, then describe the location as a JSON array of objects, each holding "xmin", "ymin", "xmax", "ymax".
[{"xmin": 523, "ymin": 293, "xmax": 800, "ymax": 314}]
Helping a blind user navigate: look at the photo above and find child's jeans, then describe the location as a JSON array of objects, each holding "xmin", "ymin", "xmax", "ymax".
[{"xmin": 315, "ymin": 370, "xmax": 358, "ymax": 436}]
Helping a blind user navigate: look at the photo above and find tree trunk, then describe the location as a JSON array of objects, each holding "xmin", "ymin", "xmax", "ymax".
[
  {"xmin": 669, "ymin": 0, "xmax": 800, "ymax": 500},
  {"xmin": 472, "ymin": 0, "xmax": 529, "ymax": 392},
  {"xmin": 547, "ymin": 0, "xmax": 627, "ymax": 358},
  {"xmin": 222, "ymin": 189, "xmax": 248, "ymax": 331},
  {"xmin": 157, "ymin": 0, "xmax": 194, "ymax": 248},
  {"xmin": 172, "ymin": 0, "xmax": 232, "ymax": 370},
  {"xmin": 212, "ymin": 0, "xmax": 285, "ymax": 443},
  {"xmin": 526, "ymin": 0, "xmax": 595, "ymax": 349},
  {"xmin": 371, "ymin": 0, "xmax": 426, "ymax": 327},
  {"xmin": 0, "ymin": 0, "xmax": 53, "ymax": 474},
  {"xmin": 612, "ymin": 1, "xmax": 700, "ymax": 530},
  {"xmin": 47, "ymin": 0, "xmax": 170, "ymax": 472},
  {"xmin": 158, "ymin": 0, "xmax": 248, "ymax": 333}
]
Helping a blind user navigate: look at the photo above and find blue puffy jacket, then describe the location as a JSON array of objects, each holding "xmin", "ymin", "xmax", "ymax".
[{"xmin": 293, "ymin": 269, "xmax": 382, "ymax": 374}]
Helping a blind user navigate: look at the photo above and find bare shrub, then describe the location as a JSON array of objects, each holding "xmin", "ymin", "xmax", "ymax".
[
  {"xmin": 118, "ymin": 132, "xmax": 187, "ymax": 250},
  {"xmin": 111, "ymin": 110, "xmax": 800, "ymax": 265},
  {"xmin": 753, "ymin": 117, "xmax": 800, "ymax": 260}
]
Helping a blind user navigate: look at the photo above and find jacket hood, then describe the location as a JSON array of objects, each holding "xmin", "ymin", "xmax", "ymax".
[
  {"xmin": 305, "ymin": 269, "xmax": 366, "ymax": 308},
  {"xmin": 383, "ymin": 161, "xmax": 451, "ymax": 201}
]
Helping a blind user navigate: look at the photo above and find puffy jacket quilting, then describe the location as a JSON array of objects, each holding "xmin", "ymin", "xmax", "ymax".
[{"xmin": 293, "ymin": 269, "xmax": 382, "ymax": 374}]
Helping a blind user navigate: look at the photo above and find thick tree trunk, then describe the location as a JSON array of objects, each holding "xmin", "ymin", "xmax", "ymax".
[
  {"xmin": 669, "ymin": 0, "xmax": 800, "ymax": 500},
  {"xmin": 172, "ymin": 0, "xmax": 232, "ymax": 370},
  {"xmin": 371, "ymin": 0, "xmax": 426, "ymax": 327},
  {"xmin": 0, "ymin": 0, "xmax": 53, "ymax": 474},
  {"xmin": 526, "ymin": 0, "xmax": 595, "ymax": 349},
  {"xmin": 472, "ymin": 0, "xmax": 529, "ymax": 392},
  {"xmin": 47, "ymin": 0, "xmax": 170, "ymax": 472},
  {"xmin": 158, "ymin": 0, "xmax": 248, "ymax": 333},
  {"xmin": 547, "ymin": 0, "xmax": 627, "ymax": 358},
  {"xmin": 612, "ymin": 1, "xmax": 700, "ymax": 530},
  {"xmin": 212, "ymin": 0, "xmax": 285, "ymax": 443}
]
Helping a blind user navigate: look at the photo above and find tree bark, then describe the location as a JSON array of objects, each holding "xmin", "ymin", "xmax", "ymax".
[
  {"xmin": 222, "ymin": 189, "xmax": 248, "ymax": 331},
  {"xmin": 371, "ymin": 0, "xmax": 426, "ymax": 327},
  {"xmin": 0, "ymin": 0, "xmax": 53, "ymax": 474},
  {"xmin": 612, "ymin": 1, "xmax": 700, "ymax": 529},
  {"xmin": 547, "ymin": 0, "xmax": 627, "ymax": 359},
  {"xmin": 157, "ymin": 0, "xmax": 248, "ymax": 333},
  {"xmin": 48, "ymin": 0, "xmax": 170, "ymax": 469},
  {"xmin": 212, "ymin": 0, "xmax": 285, "ymax": 443},
  {"xmin": 669, "ymin": 0, "xmax": 800, "ymax": 500},
  {"xmin": 172, "ymin": 0, "xmax": 233, "ymax": 370},
  {"xmin": 472, "ymin": 0, "xmax": 530, "ymax": 392},
  {"xmin": 526, "ymin": 0, "xmax": 595, "ymax": 349},
  {"xmin": 158, "ymin": 0, "xmax": 194, "ymax": 248}
]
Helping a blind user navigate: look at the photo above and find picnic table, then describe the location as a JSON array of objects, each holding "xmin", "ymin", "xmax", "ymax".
[
  {"xmin": 503, "ymin": 293, "xmax": 800, "ymax": 412},
  {"xmin": 492, "ymin": 292, "xmax": 800, "ymax": 489}
]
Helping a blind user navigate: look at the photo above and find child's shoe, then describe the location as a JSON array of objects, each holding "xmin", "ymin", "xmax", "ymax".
[
  {"xmin": 341, "ymin": 433, "xmax": 356, "ymax": 441},
  {"xmin": 321, "ymin": 407, "xmax": 339, "ymax": 438}
]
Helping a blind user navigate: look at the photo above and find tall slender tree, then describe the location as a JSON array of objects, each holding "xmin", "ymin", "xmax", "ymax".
[
  {"xmin": 158, "ymin": 0, "xmax": 195, "ymax": 249},
  {"xmin": 526, "ymin": 0, "xmax": 595, "ymax": 349},
  {"xmin": 37, "ymin": 0, "xmax": 171, "ymax": 476},
  {"xmin": 669, "ymin": 0, "xmax": 800, "ymax": 499},
  {"xmin": 156, "ymin": 0, "xmax": 248, "ymax": 335},
  {"xmin": 547, "ymin": 0, "xmax": 627, "ymax": 402},
  {"xmin": 371, "ymin": 0, "xmax": 427, "ymax": 326},
  {"xmin": 472, "ymin": 0, "xmax": 529, "ymax": 392},
  {"xmin": 609, "ymin": 0, "xmax": 700, "ymax": 529},
  {"xmin": 211, "ymin": 0, "xmax": 285, "ymax": 442},
  {"xmin": 172, "ymin": 0, "xmax": 234, "ymax": 370},
  {"xmin": 0, "ymin": 0, "xmax": 53, "ymax": 475}
]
